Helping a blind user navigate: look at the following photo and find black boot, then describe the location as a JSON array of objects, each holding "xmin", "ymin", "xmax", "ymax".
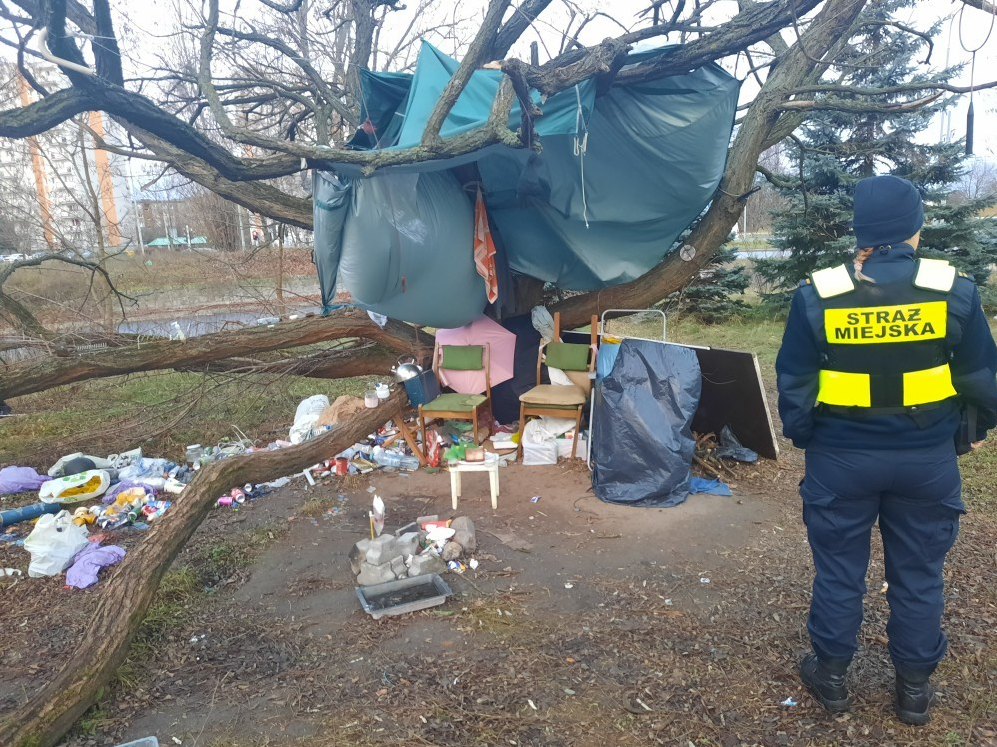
[
  {"xmin": 799, "ymin": 653, "xmax": 850, "ymax": 713},
  {"xmin": 895, "ymin": 666, "xmax": 935, "ymax": 726}
]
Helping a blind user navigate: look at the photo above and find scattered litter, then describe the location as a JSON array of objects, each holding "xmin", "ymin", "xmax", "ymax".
[
  {"xmin": 488, "ymin": 530, "xmax": 534, "ymax": 552},
  {"xmin": 528, "ymin": 699, "xmax": 537, "ymax": 710},
  {"xmin": 717, "ymin": 425, "xmax": 759, "ymax": 463},
  {"xmin": 468, "ymin": 558, "xmax": 479, "ymax": 570},
  {"xmin": 881, "ymin": 581, "xmax": 889, "ymax": 594},
  {"xmin": 370, "ymin": 495, "xmax": 386, "ymax": 538},
  {"xmin": 2, "ymin": 568, "xmax": 22, "ymax": 577},
  {"xmin": 65, "ymin": 544, "xmax": 126, "ymax": 589},
  {"xmin": 688, "ymin": 476, "xmax": 732, "ymax": 496},
  {"xmin": 564, "ymin": 582, "xmax": 574, "ymax": 589},
  {"xmin": 781, "ymin": 697, "xmax": 797, "ymax": 707},
  {"xmin": 0, "ymin": 466, "xmax": 49, "ymax": 494},
  {"xmin": 700, "ymin": 577, "xmax": 710, "ymax": 584},
  {"xmin": 563, "ymin": 688, "xmax": 576, "ymax": 695},
  {"xmin": 530, "ymin": 495, "xmax": 541, "ymax": 503}
]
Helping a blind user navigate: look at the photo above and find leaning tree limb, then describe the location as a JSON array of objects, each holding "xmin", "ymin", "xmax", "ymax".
[
  {"xmin": 550, "ymin": 0, "xmax": 870, "ymax": 329},
  {"xmin": 0, "ymin": 389, "xmax": 408, "ymax": 747},
  {"xmin": 0, "ymin": 309, "xmax": 432, "ymax": 401},
  {"xmin": 177, "ymin": 342, "xmax": 401, "ymax": 379}
]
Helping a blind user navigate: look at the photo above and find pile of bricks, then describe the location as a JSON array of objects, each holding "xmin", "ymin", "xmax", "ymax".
[{"xmin": 349, "ymin": 516, "xmax": 476, "ymax": 586}]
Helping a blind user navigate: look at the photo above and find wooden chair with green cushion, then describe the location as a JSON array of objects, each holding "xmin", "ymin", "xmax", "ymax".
[
  {"xmin": 418, "ymin": 343, "xmax": 492, "ymax": 458},
  {"xmin": 518, "ymin": 314, "xmax": 597, "ymax": 460}
]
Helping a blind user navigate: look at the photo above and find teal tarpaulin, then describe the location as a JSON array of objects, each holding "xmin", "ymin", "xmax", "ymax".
[{"xmin": 315, "ymin": 42, "xmax": 740, "ymax": 327}]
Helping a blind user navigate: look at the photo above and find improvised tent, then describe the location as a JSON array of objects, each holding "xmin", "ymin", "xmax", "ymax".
[{"xmin": 314, "ymin": 42, "xmax": 740, "ymax": 328}]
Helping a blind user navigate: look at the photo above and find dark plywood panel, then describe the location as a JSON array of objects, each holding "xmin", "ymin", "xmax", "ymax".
[{"xmin": 687, "ymin": 345, "xmax": 779, "ymax": 460}]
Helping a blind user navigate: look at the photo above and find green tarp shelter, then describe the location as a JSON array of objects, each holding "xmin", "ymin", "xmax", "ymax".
[{"xmin": 314, "ymin": 42, "xmax": 740, "ymax": 327}]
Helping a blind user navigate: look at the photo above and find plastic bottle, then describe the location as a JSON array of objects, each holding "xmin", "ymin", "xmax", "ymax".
[{"xmin": 373, "ymin": 448, "xmax": 420, "ymax": 470}]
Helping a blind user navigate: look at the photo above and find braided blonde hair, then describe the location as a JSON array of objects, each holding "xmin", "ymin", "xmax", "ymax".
[{"xmin": 853, "ymin": 247, "xmax": 876, "ymax": 283}]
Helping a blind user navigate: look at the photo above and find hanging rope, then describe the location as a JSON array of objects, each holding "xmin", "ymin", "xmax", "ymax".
[
  {"xmin": 957, "ymin": 1, "xmax": 996, "ymax": 155},
  {"xmin": 574, "ymin": 84, "xmax": 590, "ymax": 229}
]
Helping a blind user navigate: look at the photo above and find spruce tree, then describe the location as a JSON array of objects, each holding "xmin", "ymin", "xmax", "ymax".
[{"xmin": 755, "ymin": 0, "xmax": 997, "ymax": 300}]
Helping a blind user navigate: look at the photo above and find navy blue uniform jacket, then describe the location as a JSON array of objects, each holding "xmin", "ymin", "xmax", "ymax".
[{"xmin": 776, "ymin": 245, "xmax": 997, "ymax": 450}]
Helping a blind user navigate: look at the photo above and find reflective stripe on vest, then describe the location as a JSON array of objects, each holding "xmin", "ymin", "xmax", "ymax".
[
  {"xmin": 817, "ymin": 364, "xmax": 957, "ymax": 408},
  {"xmin": 811, "ymin": 264, "xmax": 855, "ymax": 299},
  {"xmin": 913, "ymin": 258, "xmax": 957, "ymax": 292}
]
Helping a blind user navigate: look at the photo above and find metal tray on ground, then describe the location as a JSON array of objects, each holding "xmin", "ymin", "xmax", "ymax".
[{"xmin": 355, "ymin": 573, "xmax": 453, "ymax": 620}]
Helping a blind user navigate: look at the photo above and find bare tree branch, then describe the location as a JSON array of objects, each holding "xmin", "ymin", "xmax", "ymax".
[
  {"xmin": 422, "ymin": 0, "xmax": 512, "ymax": 148},
  {"xmin": 959, "ymin": 0, "xmax": 997, "ymax": 14},
  {"xmin": 485, "ymin": 0, "xmax": 553, "ymax": 61}
]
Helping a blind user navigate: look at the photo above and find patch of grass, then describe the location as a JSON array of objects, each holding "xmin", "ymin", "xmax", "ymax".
[
  {"xmin": 1, "ymin": 369, "xmax": 376, "ymax": 468},
  {"xmin": 133, "ymin": 565, "xmax": 201, "ymax": 645},
  {"xmin": 962, "ymin": 440, "xmax": 997, "ymax": 509},
  {"xmin": 458, "ymin": 596, "xmax": 531, "ymax": 636},
  {"xmin": 195, "ymin": 523, "xmax": 290, "ymax": 584},
  {"xmin": 300, "ymin": 495, "xmax": 337, "ymax": 518}
]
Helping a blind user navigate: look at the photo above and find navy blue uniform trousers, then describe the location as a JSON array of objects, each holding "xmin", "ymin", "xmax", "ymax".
[{"xmin": 801, "ymin": 441, "xmax": 963, "ymax": 673}]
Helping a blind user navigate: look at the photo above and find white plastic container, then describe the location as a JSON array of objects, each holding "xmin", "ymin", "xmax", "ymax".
[
  {"xmin": 557, "ymin": 434, "xmax": 588, "ymax": 460},
  {"xmin": 364, "ymin": 391, "xmax": 379, "ymax": 408},
  {"xmin": 523, "ymin": 440, "xmax": 558, "ymax": 466}
]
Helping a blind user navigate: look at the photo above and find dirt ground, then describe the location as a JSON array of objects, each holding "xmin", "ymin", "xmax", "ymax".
[{"xmin": 3, "ymin": 442, "xmax": 995, "ymax": 747}]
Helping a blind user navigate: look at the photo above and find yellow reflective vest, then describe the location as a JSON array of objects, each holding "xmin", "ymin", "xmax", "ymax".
[{"xmin": 808, "ymin": 259, "xmax": 959, "ymax": 412}]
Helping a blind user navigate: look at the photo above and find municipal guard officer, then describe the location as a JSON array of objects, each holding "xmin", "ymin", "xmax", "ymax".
[{"xmin": 776, "ymin": 174, "xmax": 997, "ymax": 725}]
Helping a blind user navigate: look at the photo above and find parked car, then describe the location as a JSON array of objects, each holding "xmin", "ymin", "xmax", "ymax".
[{"xmin": 1, "ymin": 253, "xmax": 27, "ymax": 263}]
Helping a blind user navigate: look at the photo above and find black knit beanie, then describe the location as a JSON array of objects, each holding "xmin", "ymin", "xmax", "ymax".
[{"xmin": 852, "ymin": 175, "xmax": 924, "ymax": 248}]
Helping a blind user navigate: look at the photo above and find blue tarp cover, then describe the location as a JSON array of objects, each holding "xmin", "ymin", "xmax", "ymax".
[{"xmin": 315, "ymin": 42, "xmax": 740, "ymax": 327}]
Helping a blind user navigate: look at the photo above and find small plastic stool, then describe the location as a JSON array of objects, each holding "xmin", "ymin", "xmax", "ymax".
[{"xmin": 449, "ymin": 454, "xmax": 500, "ymax": 510}]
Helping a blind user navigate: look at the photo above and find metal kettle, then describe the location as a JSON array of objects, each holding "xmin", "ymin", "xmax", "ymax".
[{"xmin": 391, "ymin": 354, "xmax": 424, "ymax": 382}]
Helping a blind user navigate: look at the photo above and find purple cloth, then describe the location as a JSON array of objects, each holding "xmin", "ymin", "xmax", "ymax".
[
  {"xmin": 102, "ymin": 481, "xmax": 154, "ymax": 505},
  {"xmin": 0, "ymin": 466, "xmax": 49, "ymax": 494},
  {"xmin": 65, "ymin": 544, "xmax": 126, "ymax": 589}
]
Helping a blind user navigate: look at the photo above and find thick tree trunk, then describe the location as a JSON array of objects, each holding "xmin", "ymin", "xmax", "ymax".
[
  {"xmin": 0, "ymin": 309, "xmax": 433, "ymax": 400},
  {"xmin": 181, "ymin": 342, "xmax": 399, "ymax": 379},
  {"xmin": 0, "ymin": 390, "xmax": 407, "ymax": 747}
]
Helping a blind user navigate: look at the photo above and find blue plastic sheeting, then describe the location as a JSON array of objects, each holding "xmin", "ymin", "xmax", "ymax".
[
  {"xmin": 314, "ymin": 42, "xmax": 739, "ymax": 326},
  {"xmin": 688, "ymin": 476, "xmax": 733, "ymax": 496},
  {"xmin": 313, "ymin": 170, "xmax": 486, "ymax": 328},
  {"xmin": 591, "ymin": 339, "xmax": 701, "ymax": 508}
]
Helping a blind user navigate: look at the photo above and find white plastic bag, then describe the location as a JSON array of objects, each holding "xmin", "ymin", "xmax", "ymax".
[
  {"xmin": 24, "ymin": 510, "xmax": 90, "ymax": 577},
  {"xmin": 289, "ymin": 395, "xmax": 330, "ymax": 444},
  {"xmin": 522, "ymin": 416, "xmax": 576, "ymax": 445},
  {"xmin": 47, "ymin": 452, "xmax": 113, "ymax": 477},
  {"xmin": 38, "ymin": 470, "xmax": 111, "ymax": 503}
]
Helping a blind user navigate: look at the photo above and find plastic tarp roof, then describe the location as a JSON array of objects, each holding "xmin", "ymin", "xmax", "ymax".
[{"xmin": 315, "ymin": 42, "xmax": 740, "ymax": 327}]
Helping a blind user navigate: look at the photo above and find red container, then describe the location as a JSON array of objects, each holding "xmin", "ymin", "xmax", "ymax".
[{"xmin": 335, "ymin": 457, "xmax": 349, "ymax": 476}]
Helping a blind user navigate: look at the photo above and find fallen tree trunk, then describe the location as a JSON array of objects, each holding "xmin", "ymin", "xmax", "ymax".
[
  {"xmin": 0, "ymin": 309, "xmax": 432, "ymax": 400},
  {"xmin": 180, "ymin": 342, "xmax": 399, "ymax": 379},
  {"xmin": 0, "ymin": 389, "xmax": 407, "ymax": 747}
]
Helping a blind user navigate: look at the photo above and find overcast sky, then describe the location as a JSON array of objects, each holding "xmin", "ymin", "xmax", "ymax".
[{"xmin": 4, "ymin": 0, "xmax": 996, "ymax": 160}]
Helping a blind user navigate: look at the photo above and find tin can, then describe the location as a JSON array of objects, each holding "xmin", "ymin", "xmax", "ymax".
[
  {"xmin": 335, "ymin": 457, "xmax": 349, "ymax": 476},
  {"xmin": 217, "ymin": 496, "xmax": 234, "ymax": 507},
  {"xmin": 231, "ymin": 488, "xmax": 246, "ymax": 504}
]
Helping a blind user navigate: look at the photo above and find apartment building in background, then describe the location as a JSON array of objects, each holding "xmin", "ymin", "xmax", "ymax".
[{"xmin": 0, "ymin": 62, "xmax": 138, "ymax": 254}]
